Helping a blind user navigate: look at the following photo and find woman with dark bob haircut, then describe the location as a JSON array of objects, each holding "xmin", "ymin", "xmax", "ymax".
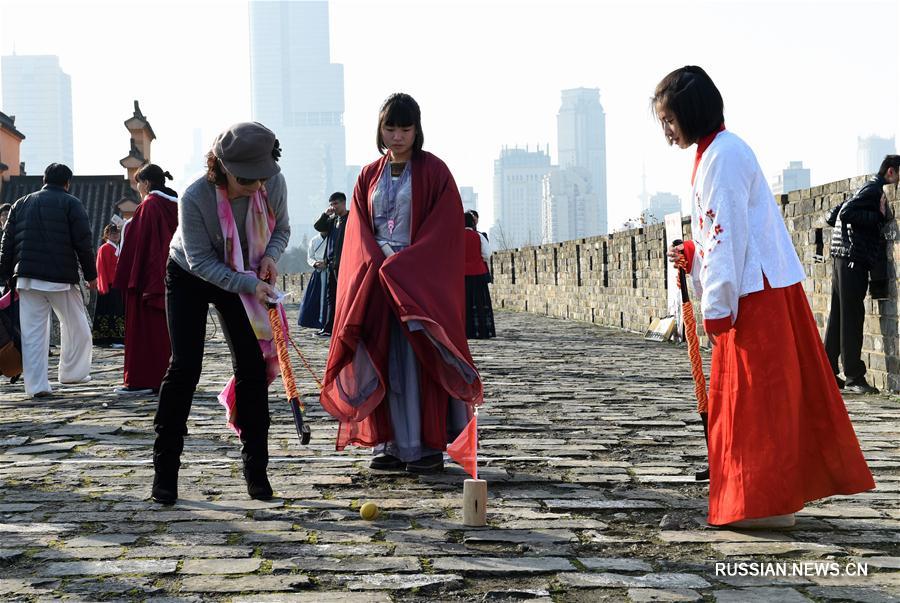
[
  {"xmin": 658, "ymin": 66, "xmax": 874, "ymax": 528},
  {"xmin": 319, "ymin": 93, "xmax": 483, "ymax": 473}
]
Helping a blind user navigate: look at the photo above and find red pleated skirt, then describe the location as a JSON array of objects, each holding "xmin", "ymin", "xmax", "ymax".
[{"xmin": 707, "ymin": 281, "xmax": 875, "ymax": 525}]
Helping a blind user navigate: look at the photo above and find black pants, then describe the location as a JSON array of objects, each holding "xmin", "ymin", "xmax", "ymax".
[
  {"xmin": 324, "ymin": 266, "xmax": 337, "ymax": 333},
  {"xmin": 824, "ymin": 257, "xmax": 869, "ymax": 383},
  {"xmin": 154, "ymin": 261, "xmax": 270, "ymax": 469}
]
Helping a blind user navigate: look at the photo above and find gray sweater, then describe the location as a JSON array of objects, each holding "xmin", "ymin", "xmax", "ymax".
[{"xmin": 169, "ymin": 173, "xmax": 290, "ymax": 294}]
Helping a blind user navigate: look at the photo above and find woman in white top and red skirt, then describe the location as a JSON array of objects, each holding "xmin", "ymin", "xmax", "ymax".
[{"xmin": 656, "ymin": 66, "xmax": 875, "ymax": 528}]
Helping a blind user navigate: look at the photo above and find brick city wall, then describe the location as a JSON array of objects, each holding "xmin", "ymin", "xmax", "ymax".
[{"xmin": 488, "ymin": 176, "xmax": 900, "ymax": 392}]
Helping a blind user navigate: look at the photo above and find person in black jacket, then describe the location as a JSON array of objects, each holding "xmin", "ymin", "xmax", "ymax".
[
  {"xmin": 824, "ymin": 154, "xmax": 899, "ymax": 395},
  {"xmin": 313, "ymin": 191, "xmax": 348, "ymax": 337},
  {"xmin": 0, "ymin": 163, "xmax": 97, "ymax": 398}
]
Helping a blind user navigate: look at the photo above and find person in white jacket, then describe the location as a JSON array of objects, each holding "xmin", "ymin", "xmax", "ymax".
[
  {"xmin": 656, "ymin": 65, "xmax": 874, "ymax": 529},
  {"xmin": 298, "ymin": 233, "xmax": 328, "ymax": 330}
]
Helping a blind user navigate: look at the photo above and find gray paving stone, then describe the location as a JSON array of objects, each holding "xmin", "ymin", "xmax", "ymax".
[
  {"xmin": 42, "ymin": 559, "xmax": 178, "ymax": 576},
  {"xmin": 628, "ymin": 588, "xmax": 702, "ymax": 602},
  {"xmin": 805, "ymin": 586, "xmax": 900, "ymax": 603},
  {"xmin": 713, "ymin": 586, "xmax": 812, "ymax": 602},
  {"xmin": 177, "ymin": 574, "xmax": 311, "ymax": 593},
  {"xmin": 558, "ymin": 572, "xmax": 711, "ymax": 589},
  {"xmin": 180, "ymin": 557, "xmax": 262, "ymax": 574},
  {"xmin": 543, "ymin": 498, "xmax": 666, "ymax": 511},
  {"xmin": 64, "ymin": 533, "xmax": 140, "ymax": 547},
  {"xmin": 272, "ymin": 555, "xmax": 420, "ymax": 572},
  {"xmin": 330, "ymin": 572, "xmax": 464, "ymax": 591},
  {"xmin": 432, "ymin": 556, "xmax": 573, "ymax": 574},
  {"xmin": 34, "ymin": 546, "xmax": 125, "ymax": 560},
  {"xmin": 0, "ymin": 522, "xmax": 78, "ymax": 534},
  {"xmin": 125, "ymin": 545, "xmax": 254, "ymax": 559},
  {"xmin": 0, "ymin": 549, "xmax": 25, "ymax": 562},
  {"xmin": 579, "ymin": 557, "xmax": 654, "ymax": 572},
  {"xmin": 712, "ymin": 542, "xmax": 845, "ymax": 557},
  {"xmin": 462, "ymin": 528, "xmax": 577, "ymax": 544},
  {"xmin": 231, "ymin": 593, "xmax": 392, "ymax": 603}
]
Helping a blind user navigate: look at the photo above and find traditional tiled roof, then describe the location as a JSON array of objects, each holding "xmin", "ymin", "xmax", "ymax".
[
  {"xmin": 0, "ymin": 111, "xmax": 25, "ymax": 140},
  {"xmin": 1, "ymin": 175, "xmax": 139, "ymax": 251}
]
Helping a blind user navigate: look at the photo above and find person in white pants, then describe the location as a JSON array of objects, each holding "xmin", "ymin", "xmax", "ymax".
[
  {"xmin": 0, "ymin": 163, "xmax": 98, "ymax": 398},
  {"xmin": 18, "ymin": 282, "xmax": 93, "ymax": 396}
]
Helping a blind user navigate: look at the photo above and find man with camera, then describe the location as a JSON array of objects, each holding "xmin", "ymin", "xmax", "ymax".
[{"xmin": 313, "ymin": 192, "xmax": 349, "ymax": 337}]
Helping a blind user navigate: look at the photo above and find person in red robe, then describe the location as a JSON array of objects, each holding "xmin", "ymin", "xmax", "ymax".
[
  {"xmin": 113, "ymin": 164, "xmax": 179, "ymax": 395},
  {"xmin": 92, "ymin": 224, "xmax": 125, "ymax": 346},
  {"xmin": 657, "ymin": 66, "xmax": 874, "ymax": 529},
  {"xmin": 319, "ymin": 93, "xmax": 484, "ymax": 473}
]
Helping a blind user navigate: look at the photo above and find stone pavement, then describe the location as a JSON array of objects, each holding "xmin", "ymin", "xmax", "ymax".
[{"xmin": 1, "ymin": 308, "xmax": 899, "ymax": 602}]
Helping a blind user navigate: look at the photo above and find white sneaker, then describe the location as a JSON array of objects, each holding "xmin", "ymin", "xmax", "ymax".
[{"xmin": 59, "ymin": 376, "xmax": 92, "ymax": 386}]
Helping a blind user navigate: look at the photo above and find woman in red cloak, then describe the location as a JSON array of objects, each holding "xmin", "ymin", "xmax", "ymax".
[
  {"xmin": 92, "ymin": 224, "xmax": 125, "ymax": 346},
  {"xmin": 113, "ymin": 164, "xmax": 179, "ymax": 395},
  {"xmin": 319, "ymin": 93, "xmax": 483, "ymax": 473},
  {"xmin": 658, "ymin": 66, "xmax": 874, "ymax": 528}
]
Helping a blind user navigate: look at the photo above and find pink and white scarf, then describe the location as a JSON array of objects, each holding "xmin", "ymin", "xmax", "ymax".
[{"xmin": 215, "ymin": 185, "xmax": 287, "ymax": 435}]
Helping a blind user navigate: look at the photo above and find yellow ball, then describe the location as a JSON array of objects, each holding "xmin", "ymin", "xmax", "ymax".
[{"xmin": 359, "ymin": 502, "xmax": 380, "ymax": 521}]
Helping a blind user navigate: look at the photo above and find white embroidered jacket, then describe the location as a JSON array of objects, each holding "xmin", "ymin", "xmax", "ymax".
[{"xmin": 688, "ymin": 130, "xmax": 806, "ymax": 333}]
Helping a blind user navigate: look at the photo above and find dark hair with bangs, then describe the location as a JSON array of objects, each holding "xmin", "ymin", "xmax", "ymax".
[
  {"xmin": 376, "ymin": 93, "xmax": 424, "ymax": 155},
  {"xmin": 652, "ymin": 66, "xmax": 724, "ymax": 146}
]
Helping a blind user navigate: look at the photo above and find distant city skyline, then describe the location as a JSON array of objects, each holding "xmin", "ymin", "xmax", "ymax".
[
  {"xmin": 1, "ymin": 54, "xmax": 73, "ymax": 171},
  {"xmin": 0, "ymin": 0, "xmax": 896, "ymax": 244},
  {"xmin": 249, "ymin": 0, "xmax": 346, "ymax": 242}
]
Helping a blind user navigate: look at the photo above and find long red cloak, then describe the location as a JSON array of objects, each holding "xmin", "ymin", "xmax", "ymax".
[
  {"xmin": 113, "ymin": 192, "xmax": 179, "ymax": 389},
  {"xmin": 95, "ymin": 242, "xmax": 118, "ymax": 295},
  {"xmin": 319, "ymin": 151, "xmax": 484, "ymax": 451}
]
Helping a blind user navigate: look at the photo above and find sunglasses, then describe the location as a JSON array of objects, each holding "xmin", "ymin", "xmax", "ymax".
[{"xmin": 235, "ymin": 175, "xmax": 268, "ymax": 186}]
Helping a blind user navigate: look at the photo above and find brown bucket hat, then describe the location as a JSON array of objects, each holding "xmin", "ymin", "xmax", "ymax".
[{"xmin": 213, "ymin": 122, "xmax": 282, "ymax": 179}]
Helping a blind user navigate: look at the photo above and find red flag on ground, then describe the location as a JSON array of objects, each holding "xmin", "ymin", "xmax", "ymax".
[{"xmin": 447, "ymin": 414, "xmax": 478, "ymax": 479}]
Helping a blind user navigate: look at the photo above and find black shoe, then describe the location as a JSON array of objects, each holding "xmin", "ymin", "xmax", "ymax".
[
  {"xmin": 315, "ymin": 330, "xmax": 332, "ymax": 338},
  {"xmin": 695, "ymin": 467, "xmax": 710, "ymax": 482},
  {"xmin": 406, "ymin": 453, "xmax": 444, "ymax": 474},
  {"xmin": 844, "ymin": 381, "xmax": 879, "ymax": 395},
  {"xmin": 369, "ymin": 453, "xmax": 404, "ymax": 470},
  {"xmin": 244, "ymin": 467, "xmax": 273, "ymax": 501},
  {"xmin": 151, "ymin": 462, "xmax": 179, "ymax": 505},
  {"xmin": 835, "ymin": 375, "xmax": 845, "ymax": 390},
  {"xmin": 151, "ymin": 435, "xmax": 182, "ymax": 505}
]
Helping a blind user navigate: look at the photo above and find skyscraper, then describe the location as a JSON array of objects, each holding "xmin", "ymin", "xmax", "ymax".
[
  {"xmin": 557, "ymin": 88, "xmax": 607, "ymax": 235},
  {"xmin": 459, "ymin": 186, "xmax": 478, "ymax": 213},
  {"xmin": 1, "ymin": 54, "xmax": 73, "ymax": 171},
  {"xmin": 542, "ymin": 166, "xmax": 597, "ymax": 243},
  {"xmin": 249, "ymin": 0, "xmax": 346, "ymax": 242},
  {"xmin": 492, "ymin": 146, "xmax": 551, "ymax": 249},
  {"xmin": 771, "ymin": 160, "xmax": 811, "ymax": 195},
  {"xmin": 857, "ymin": 135, "xmax": 895, "ymax": 175}
]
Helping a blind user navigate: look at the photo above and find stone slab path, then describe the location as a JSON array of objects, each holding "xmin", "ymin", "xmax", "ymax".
[{"xmin": 1, "ymin": 308, "xmax": 898, "ymax": 602}]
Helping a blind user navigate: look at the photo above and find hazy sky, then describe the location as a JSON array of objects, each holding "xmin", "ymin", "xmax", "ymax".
[{"xmin": 1, "ymin": 0, "xmax": 897, "ymax": 237}]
